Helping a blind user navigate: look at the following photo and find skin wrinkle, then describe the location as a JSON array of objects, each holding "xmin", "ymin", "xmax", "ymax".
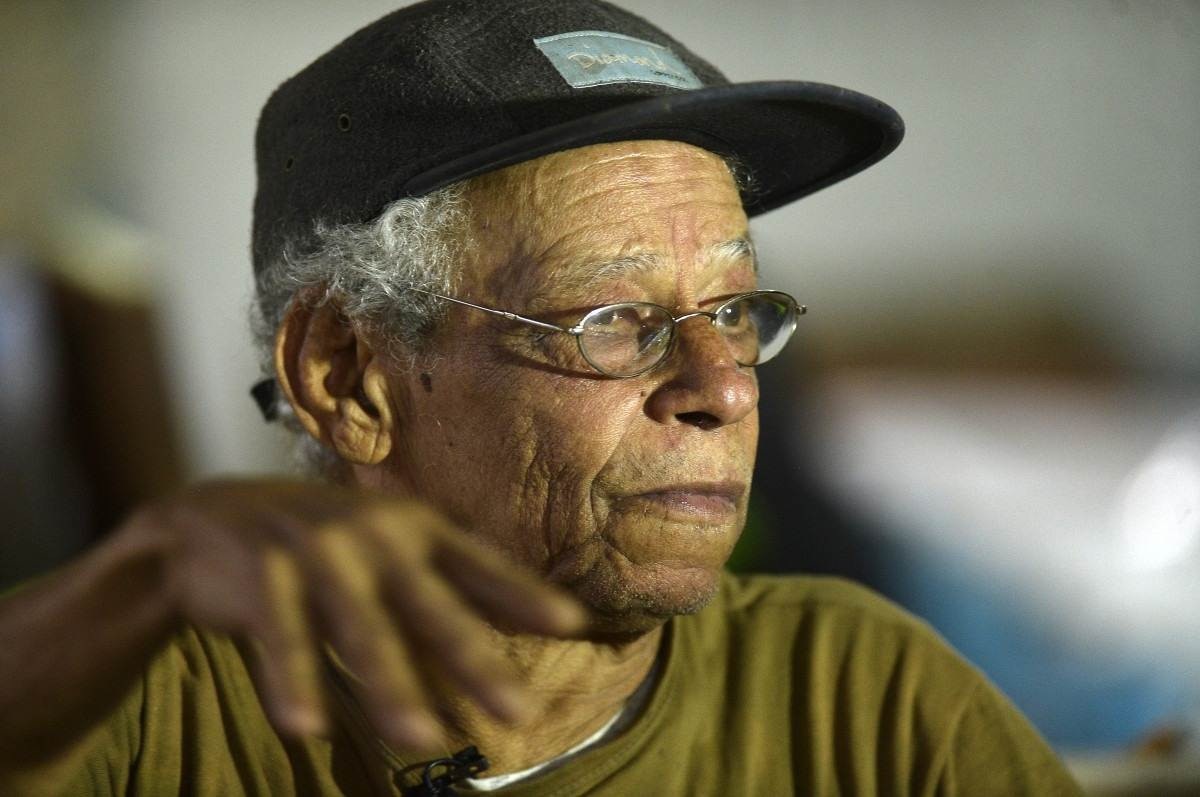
[
  {"xmin": 549, "ymin": 173, "xmax": 721, "ymax": 218},
  {"xmin": 474, "ymin": 150, "xmax": 750, "ymax": 309},
  {"xmin": 548, "ymin": 236, "xmax": 756, "ymax": 303},
  {"xmin": 366, "ymin": 140, "xmax": 757, "ymax": 642},
  {"xmin": 516, "ymin": 417, "xmax": 559, "ymax": 567},
  {"xmin": 553, "ymin": 252, "xmax": 659, "ymax": 300},
  {"xmin": 533, "ymin": 198, "xmax": 738, "ymax": 275}
]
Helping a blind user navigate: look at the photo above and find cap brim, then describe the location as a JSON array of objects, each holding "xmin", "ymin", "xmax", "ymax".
[{"xmin": 402, "ymin": 81, "xmax": 903, "ymax": 216}]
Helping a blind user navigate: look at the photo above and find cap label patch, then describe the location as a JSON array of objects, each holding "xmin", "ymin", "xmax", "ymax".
[{"xmin": 533, "ymin": 31, "xmax": 702, "ymax": 90}]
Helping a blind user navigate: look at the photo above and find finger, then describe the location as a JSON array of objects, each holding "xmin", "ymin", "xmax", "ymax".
[
  {"xmin": 379, "ymin": 560, "xmax": 529, "ymax": 724},
  {"xmin": 243, "ymin": 547, "xmax": 327, "ymax": 737},
  {"xmin": 306, "ymin": 527, "xmax": 442, "ymax": 752},
  {"xmin": 433, "ymin": 532, "xmax": 588, "ymax": 636}
]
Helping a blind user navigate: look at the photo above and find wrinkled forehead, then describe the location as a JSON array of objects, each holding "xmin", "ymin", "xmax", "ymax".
[{"xmin": 459, "ymin": 140, "xmax": 750, "ymax": 300}]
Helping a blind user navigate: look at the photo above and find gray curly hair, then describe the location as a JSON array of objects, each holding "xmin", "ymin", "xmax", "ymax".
[{"xmin": 249, "ymin": 182, "xmax": 470, "ymax": 475}]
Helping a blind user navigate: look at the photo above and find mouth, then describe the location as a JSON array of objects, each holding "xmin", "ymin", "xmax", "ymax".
[{"xmin": 617, "ymin": 481, "xmax": 746, "ymax": 521}]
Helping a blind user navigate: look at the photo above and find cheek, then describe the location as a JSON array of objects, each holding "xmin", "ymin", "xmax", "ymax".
[
  {"xmin": 403, "ymin": 364, "xmax": 645, "ymax": 557},
  {"xmin": 511, "ymin": 383, "xmax": 651, "ymax": 570},
  {"xmin": 516, "ymin": 378, "xmax": 646, "ymax": 504}
]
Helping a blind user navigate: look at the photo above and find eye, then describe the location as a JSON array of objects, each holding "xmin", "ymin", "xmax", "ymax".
[
  {"xmin": 718, "ymin": 300, "xmax": 748, "ymax": 329},
  {"xmin": 578, "ymin": 303, "xmax": 674, "ymax": 376},
  {"xmin": 591, "ymin": 306, "xmax": 641, "ymax": 328}
]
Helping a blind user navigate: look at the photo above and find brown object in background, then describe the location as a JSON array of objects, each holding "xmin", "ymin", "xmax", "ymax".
[
  {"xmin": 49, "ymin": 272, "xmax": 184, "ymax": 540},
  {"xmin": 1132, "ymin": 724, "xmax": 1190, "ymax": 761}
]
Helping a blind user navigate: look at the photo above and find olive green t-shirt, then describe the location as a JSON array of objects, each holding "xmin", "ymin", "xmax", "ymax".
[{"xmin": 59, "ymin": 573, "xmax": 1080, "ymax": 795}]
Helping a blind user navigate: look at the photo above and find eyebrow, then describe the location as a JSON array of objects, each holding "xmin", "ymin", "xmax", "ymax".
[
  {"xmin": 552, "ymin": 235, "xmax": 758, "ymax": 297},
  {"xmin": 710, "ymin": 236, "xmax": 756, "ymax": 268}
]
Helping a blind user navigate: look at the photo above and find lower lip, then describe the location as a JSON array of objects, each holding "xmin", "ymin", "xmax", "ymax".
[{"xmin": 624, "ymin": 491, "xmax": 738, "ymax": 519}]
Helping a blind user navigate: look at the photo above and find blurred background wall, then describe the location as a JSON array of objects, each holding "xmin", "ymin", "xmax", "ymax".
[
  {"xmin": 3, "ymin": 0, "xmax": 1193, "ymax": 471},
  {"xmin": 2, "ymin": 0, "xmax": 1197, "ymax": 792}
]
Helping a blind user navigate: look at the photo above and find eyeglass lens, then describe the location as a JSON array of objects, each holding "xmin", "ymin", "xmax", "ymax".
[
  {"xmin": 578, "ymin": 293, "xmax": 796, "ymax": 377},
  {"xmin": 579, "ymin": 303, "xmax": 675, "ymax": 376}
]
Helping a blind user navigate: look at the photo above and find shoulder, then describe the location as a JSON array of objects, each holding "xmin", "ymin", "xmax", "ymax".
[
  {"xmin": 143, "ymin": 624, "xmax": 257, "ymax": 700},
  {"xmin": 132, "ymin": 626, "xmax": 291, "ymax": 786},
  {"xmin": 709, "ymin": 570, "xmax": 949, "ymax": 650},
  {"xmin": 137, "ymin": 623, "xmax": 272, "ymax": 740},
  {"xmin": 717, "ymin": 570, "xmax": 914, "ymax": 617},
  {"xmin": 45, "ymin": 626, "xmax": 280, "ymax": 796},
  {"xmin": 683, "ymin": 572, "xmax": 988, "ymax": 731},
  {"xmin": 681, "ymin": 573, "xmax": 1082, "ymax": 795}
]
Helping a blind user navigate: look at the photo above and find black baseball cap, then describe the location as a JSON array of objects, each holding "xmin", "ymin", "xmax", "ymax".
[{"xmin": 252, "ymin": 0, "xmax": 904, "ymax": 275}]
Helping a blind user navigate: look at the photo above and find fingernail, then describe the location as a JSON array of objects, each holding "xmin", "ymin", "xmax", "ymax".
[
  {"xmin": 386, "ymin": 711, "xmax": 441, "ymax": 750},
  {"xmin": 284, "ymin": 704, "xmax": 327, "ymax": 736},
  {"xmin": 555, "ymin": 601, "xmax": 588, "ymax": 631},
  {"xmin": 491, "ymin": 683, "xmax": 529, "ymax": 723}
]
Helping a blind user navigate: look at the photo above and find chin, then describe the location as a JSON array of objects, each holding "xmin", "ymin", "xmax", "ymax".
[{"xmin": 570, "ymin": 556, "xmax": 725, "ymax": 637}]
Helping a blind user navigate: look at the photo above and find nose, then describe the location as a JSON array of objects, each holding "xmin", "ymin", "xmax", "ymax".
[{"xmin": 643, "ymin": 316, "xmax": 758, "ymax": 430}]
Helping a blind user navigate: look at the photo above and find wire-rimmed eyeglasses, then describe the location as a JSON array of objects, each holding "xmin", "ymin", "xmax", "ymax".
[{"xmin": 408, "ymin": 286, "xmax": 806, "ymax": 378}]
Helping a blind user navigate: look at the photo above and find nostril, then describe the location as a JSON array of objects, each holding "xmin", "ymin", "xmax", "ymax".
[{"xmin": 677, "ymin": 411, "xmax": 720, "ymax": 430}]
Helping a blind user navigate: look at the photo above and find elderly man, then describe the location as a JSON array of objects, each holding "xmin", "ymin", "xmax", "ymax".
[{"xmin": 0, "ymin": 1, "xmax": 1081, "ymax": 794}]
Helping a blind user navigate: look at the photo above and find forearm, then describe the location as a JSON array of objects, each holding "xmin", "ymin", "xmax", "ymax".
[
  {"xmin": 0, "ymin": 522, "xmax": 178, "ymax": 770},
  {"xmin": 0, "ymin": 478, "xmax": 590, "ymax": 790}
]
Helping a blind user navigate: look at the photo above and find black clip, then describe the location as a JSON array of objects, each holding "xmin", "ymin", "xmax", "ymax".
[
  {"xmin": 399, "ymin": 746, "xmax": 490, "ymax": 796},
  {"xmin": 250, "ymin": 377, "xmax": 279, "ymax": 422}
]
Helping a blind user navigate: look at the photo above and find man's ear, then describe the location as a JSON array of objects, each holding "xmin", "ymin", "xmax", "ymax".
[{"xmin": 273, "ymin": 297, "xmax": 396, "ymax": 465}]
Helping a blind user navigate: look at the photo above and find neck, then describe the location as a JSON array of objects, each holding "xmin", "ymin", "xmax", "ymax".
[{"xmin": 435, "ymin": 624, "xmax": 663, "ymax": 775}]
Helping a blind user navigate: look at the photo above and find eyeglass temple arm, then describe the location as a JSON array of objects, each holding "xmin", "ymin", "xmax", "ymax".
[{"xmin": 405, "ymin": 285, "xmax": 569, "ymax": 334}]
